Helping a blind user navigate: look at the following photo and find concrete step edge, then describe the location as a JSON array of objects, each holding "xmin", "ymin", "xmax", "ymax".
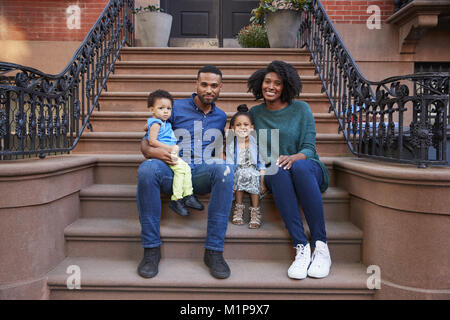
[
  {"xmin": 90, "ymin": 111, "xmax": 336, "ymax": 120},
  {"xmin": 64, "ymin": 218, "xmax": 362, "ymax": 241},
  {"xmin": 78, "ymin": 131, "xmax": 345, "ymax": 140},
  {"xmin": 120, "ymin": 47, "xmax": 310, "ymax": 53},
  {"xmin": 107, "ymin": 74, "xmax": 320, "ymax": 81},
  {"xmin": 100, "ymin": 91, "xmax": 328, "ymax": 99},
  {"xmin": 76, "ymin": 154, "xmax": 349, "ymax": 165},
  {"xmin": 46, "ymin": 257, "xmax": 372, "ymax": 292},
  {"xmin": 79, "ymin": 184, "xmax": 349, "ymax": 201},
  {"xmin": 114, "ymin": 60, "xmax": 315, "ymax": 66}
]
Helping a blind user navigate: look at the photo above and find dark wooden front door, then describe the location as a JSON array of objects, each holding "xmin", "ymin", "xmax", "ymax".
[
  {"xmin": 161, "ymin": 0, "xmax": 259, "ymax": 47},
  {"xmin": 161, "ymin": 0, "xmax": 220, "ymax": 39},
  {"xmin": 222, "ymin": 0, "xmax": 260, "ymax": 39}
]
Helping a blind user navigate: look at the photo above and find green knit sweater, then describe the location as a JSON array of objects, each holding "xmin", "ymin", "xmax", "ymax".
[{"xmin": 250, "ymin": 100, "xmax": 329, "ymax": 192}]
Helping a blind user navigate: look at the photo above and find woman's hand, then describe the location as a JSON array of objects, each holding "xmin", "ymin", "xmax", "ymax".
[{"xmin": 276, "ymin": 153, "xmax": 306, "ymax": 170}]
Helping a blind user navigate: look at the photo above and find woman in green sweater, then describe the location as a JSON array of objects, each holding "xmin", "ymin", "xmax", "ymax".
[{"xmin": 248, "ymin": 60, "xmax": 332, "ymax": 280}]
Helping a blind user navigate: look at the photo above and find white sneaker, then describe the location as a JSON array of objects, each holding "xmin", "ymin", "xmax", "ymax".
[
  {"xmin": 287, "ymin": 243, "xmax": 311, "ymax": 280},
  {"xmin": 307, "ymin": 240, "xmax": 332, "ymax": 278}
]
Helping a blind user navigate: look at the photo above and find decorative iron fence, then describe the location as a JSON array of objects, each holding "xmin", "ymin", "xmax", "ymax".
[
  {"xmin": 299, "ymin": 0, "xmax": 449, "ymax": 167},
  {"xmin": 0, "ymin": 0, "xmax": 134, "ymax": 160},
  {"xmin": 394, "ymin": 0, "xmax": 414, "ymax": 12}
]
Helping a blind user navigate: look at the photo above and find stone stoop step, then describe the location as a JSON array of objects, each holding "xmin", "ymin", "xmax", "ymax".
[
  {"xmin": 78, "ymin": 184, "xmax": 350, "ymax": 221},
  {"xmin": 98, "ymin": 92, "xmax": 332, "ymax": 113},
  {"xmin": 119, "ymin": 47, "xmax": 312, "ymax": 62},
  {"xmin": 73, "ymin": 132, "xmax": 350, "ymax": 156},
  {"xmin": 62, "ymin": 217, "xmax": 362, "ymax": 262},
  {"xmin": 46, "ymin": 257, "xmax": 373, "ymax": 300},
  {"xmin": 88, "ymin": 111, "xmax": 338, "ymax": 133},
  {"xmin": 113, "ymin": 60, "xmax": 316, "ymax": 76},
  {"xmin": 68, "ymin": 154, "xmax": 342, "ymax": 186},
  {"xmin": 105, "ymin": 74, "xmax": 323, "ymax": 93}
]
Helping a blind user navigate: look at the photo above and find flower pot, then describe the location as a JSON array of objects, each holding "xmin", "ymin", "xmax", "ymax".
[
  {"xmin": 135, "ymin": 11, "xmax": 173, "ymax": 47},
  {"xmin": 266, "ymin": 10, "xmax": 301, "ymax": 48}
]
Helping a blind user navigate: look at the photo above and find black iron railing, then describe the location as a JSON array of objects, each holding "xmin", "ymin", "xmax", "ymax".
[
  {"xmin": 0, "ymin": 0, "xmax": 134, "ymax": 160},
  {"xmin": 394, "ymin": 0, "xmax": 414, "ymax": 12},
  {"xmin": 299, "ymin": 0, "xmax": 449, "ymax": 167}
]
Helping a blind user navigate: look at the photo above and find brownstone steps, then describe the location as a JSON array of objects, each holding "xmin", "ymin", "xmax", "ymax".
[
  {"xmin": 47, "ymin": 257, "xmax": 373, "ymax": 299},
  {"xmin": 113, "ymin": 60, "xmax": 316, "ymax": 76},
  {"xmin": 43, "ymin": 47, "xmax": 367, "ymax": 300},
  {"xmin": 119, "ymin": 47, "xmax": 312, "ymax": 62}
]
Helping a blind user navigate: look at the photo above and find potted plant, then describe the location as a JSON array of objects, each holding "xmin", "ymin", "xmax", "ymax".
[
  {"xmin": 133, "ymin": 4, "xmax": 172, "ymax": 47},
  {"xmin": 236, "ymin": 23, "xmax": 270, "ymax": 48},
  {"xmin": 250, "ymin": 0, "xmax": 311, "ymax": 48}
]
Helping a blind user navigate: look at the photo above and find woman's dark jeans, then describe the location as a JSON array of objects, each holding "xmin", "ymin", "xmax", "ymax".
[{"xmin": 264, "ymin": 159, "xmax": 327, "ymax": 247}]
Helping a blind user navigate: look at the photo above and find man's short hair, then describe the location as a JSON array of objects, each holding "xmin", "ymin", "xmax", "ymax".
[
  {"xmin": 197, "ymin": 65, "xmax": 223, "ymax": 79},
  {"xmin": 147, "ymin": 89, "xmax": 174, "ymax": 108}
]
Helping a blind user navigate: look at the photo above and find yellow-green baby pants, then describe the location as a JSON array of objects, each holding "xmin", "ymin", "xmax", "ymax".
[{"xmin": 169, "ymin": 158, "xmax": 193, "ymax": 201}]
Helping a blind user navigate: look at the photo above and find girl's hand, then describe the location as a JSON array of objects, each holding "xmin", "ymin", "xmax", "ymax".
[{"xmin": 276, "ymin": 154, "xmax": 306, "ymax": 170}]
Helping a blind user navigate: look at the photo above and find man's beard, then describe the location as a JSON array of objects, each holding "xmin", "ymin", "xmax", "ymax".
[{"xmin": 197, "ymin": 93, "xmax": 218, "ymax": 106}]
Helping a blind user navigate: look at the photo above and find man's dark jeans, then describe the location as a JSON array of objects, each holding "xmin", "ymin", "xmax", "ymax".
[{"xmin": 137, "ymin": 159, "xmax": 234, "ymax": 251}]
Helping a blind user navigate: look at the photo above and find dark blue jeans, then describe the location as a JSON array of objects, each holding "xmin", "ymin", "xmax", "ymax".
[
  {"xmin": 137, "ymin": 159, "xmax": 234, "ymax": 251},
  {"xmin": 264, "ymin": 159, "xmax": 327, "ymax": 247}
]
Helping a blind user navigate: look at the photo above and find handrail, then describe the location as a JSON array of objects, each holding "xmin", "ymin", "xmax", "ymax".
[
  {"xmin": 394, "ymin": 0, "xmax": 413, "ymax": 12},
  {"xmin": 0, "ymin": 0, "xmax": 134, "ymax": 160},
  {"xmin": 298, "ymin": 0, "xmax": 449, "ymax": 167}
]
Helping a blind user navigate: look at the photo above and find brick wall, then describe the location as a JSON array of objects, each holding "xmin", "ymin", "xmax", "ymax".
[
  {"xmin": 322, "ymin": 0, "xmax": 395, "ymax": 24},
  {"xmin": 0, "ymin": 0, "xmax": 109, "ymax": 41},
  {"xmin": 0, "ymin": 0, "xmax": 396, "ymax": 42}
]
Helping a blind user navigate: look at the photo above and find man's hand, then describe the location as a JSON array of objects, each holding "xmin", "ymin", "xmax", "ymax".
[
  {"xmin": 141, "ymin": 140, "xmax": 177, "ymax": 166},
  {"xmin": 171, "ymin": 144, "xmax": 180, "ymax": 155}
]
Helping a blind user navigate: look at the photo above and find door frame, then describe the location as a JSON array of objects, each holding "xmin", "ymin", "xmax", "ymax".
[{"xmin": 161, "ymin": 0, "xmax": 257, "ymax": 47}]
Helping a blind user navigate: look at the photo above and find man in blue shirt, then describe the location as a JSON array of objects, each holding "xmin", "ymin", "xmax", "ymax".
[{"xmin": 137, "ymin": 66, "xmax": 234, "ymax": 279}]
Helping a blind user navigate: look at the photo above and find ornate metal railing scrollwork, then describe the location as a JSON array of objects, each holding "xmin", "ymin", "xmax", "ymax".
[
  {"xmin": 0, "ymin": 0, "xmax": 134, "ymax": 160},
  {"xmin": 298, "ymin": 0, "xmax": 449, "ymax": 167}
]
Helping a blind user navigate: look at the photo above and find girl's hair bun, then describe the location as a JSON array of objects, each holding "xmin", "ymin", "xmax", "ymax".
[{"xmin": 237, "ymin": 104, "xmax": 248, "ymax": 112}]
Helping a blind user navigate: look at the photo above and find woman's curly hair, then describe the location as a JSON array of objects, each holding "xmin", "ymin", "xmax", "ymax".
[{"xmin": 247, "ymin": 60, "xmax": 302, "ymax": 104}]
